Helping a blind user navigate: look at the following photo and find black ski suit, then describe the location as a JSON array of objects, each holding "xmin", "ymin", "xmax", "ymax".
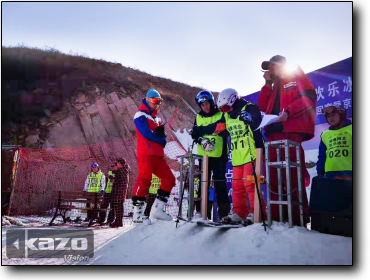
[{"xmin": 191, "ymin": 106, "xmax": 231, "ymax": 220}]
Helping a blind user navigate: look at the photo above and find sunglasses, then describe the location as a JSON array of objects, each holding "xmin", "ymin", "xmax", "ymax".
[{"xmin": 146, "ymin": 97, "xmax": 163, "ymax": 105}]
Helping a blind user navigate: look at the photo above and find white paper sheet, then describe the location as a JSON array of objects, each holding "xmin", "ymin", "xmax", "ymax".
[{"xmin": 255, "ymin": 114, "xmax": 281, "ymax": 131}]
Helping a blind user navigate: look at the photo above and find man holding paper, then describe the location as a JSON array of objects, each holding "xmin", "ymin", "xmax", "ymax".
[{"xmin": 257, "ymin": 55, "xmax": 317, "ymax": 226}]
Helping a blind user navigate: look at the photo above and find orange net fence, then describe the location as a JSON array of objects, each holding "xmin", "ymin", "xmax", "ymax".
[{"xmin": 7, "ymin": 131, "xmax": 192, "ymax": 226}]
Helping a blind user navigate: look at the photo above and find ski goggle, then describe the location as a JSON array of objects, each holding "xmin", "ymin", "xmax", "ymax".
[
  {"xmin": 91, "ymin": 163, "xmax": 99, "ymax": 168},
  {"xmin": 219, "ymin": 104, "xmax": 233, "ymax": 112},
  {"xmin": 146, "ymin": 97, "xmax": 163, "ymax": 105},
  {"xmin": 322, "ymin": 106, "xmax": 345, "ymax": 116},
  {"xmin": 197, "ymin": 96, "xmax": 210, "ymax": 104}
]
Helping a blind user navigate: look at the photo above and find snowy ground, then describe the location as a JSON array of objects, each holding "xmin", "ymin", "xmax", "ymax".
[
  {"xmin": 2, "ymin": 220, "xmax": 352, "ymax": 265},
  {"xmin": 2, "ymin": 128, "xmax": 352, "ymax": 266}
]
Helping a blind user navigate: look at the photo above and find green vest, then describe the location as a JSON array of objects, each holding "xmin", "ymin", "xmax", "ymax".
[
  {"xmin": 196, "ymin": 112, "xmax": 224, "ymax": 158},
  {"xmin": 321, "ymin": 124, "xmax": 352, "ymax": 172},
  {"xmin": 88, "ymin": 171, "xmax": 103, "ymax": 192},
  {"xmin": 225, "ymin": 104, "xmax": 256, "ymax": 167},
  {"xmin": 149, "ymin": 174, "xmax": 160, "ymax": 194},
  {"xmin": 194, "ymin": 178, "xmax": 200, "ymax": 198},
  {"xmin": 105, "ymin": 171, "xmax": 114, "ymax": 193}
]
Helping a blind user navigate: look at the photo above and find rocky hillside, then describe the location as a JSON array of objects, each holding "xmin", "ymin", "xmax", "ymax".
[{"xmin": 2, "ymin": 46, "xmax": 206, "ymax": 148}]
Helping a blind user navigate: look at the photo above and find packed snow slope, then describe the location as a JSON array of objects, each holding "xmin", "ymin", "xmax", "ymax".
[{"xmin": 85, "ymin": 220, "xmax": 352, "ymax": 265}]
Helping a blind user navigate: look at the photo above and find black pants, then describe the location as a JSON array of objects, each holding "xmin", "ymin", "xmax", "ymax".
[
  {"xmin": 110, "ymin": 191, "xmax": 125, "ymax": 226},
  {"xmin": 86, "ymin": 203, "xmax": 97, "ymax": 221},
  {"xmin": 195, "ymin": 157, "xmax": 230, "ymax": 219},
  {"xmin": 99, "ymin": 193, "xmax": 114, "ymax": 224}
]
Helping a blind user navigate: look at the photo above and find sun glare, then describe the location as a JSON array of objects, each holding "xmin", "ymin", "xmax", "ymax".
[{"xmin": 284, "ymin": 63, "xmax": 298, "ymax": 74}]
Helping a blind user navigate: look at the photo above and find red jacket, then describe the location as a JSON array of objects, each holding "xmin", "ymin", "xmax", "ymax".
[
  {"xmin": 134, "ymin": 99, "xmax": 166, "ymax": 158},
  {"xmin": 257, "ymin": 66, "xmax": 317, "ymax": 141}
]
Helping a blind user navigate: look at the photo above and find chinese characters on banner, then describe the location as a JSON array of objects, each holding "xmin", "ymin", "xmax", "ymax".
[{"xmin": 315, "ymin": 77, "xmax": 352, "ymax": 121}]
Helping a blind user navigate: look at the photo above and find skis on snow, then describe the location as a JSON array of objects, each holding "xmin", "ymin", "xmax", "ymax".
[{"xmin": 196, "ymin": 220, "xmax": 252, "ymax": 228}]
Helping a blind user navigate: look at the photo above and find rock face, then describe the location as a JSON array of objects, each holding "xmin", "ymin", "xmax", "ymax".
[
  {"xmin": 2, "ymin": 46, "xmax": 204, "ymax": 148},
  {"xmin": 43, "ymin": 91, "xmax": 196, "ymax": 149}
]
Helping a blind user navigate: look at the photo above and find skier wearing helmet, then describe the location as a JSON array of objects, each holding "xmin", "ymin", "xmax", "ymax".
[
  {"xmin": 316, "ymin": 105, "xmax": 352, "ymax": 178},
  {"xmin": 216, "ymin": 88, "xmax": 266, "ymax": 225},
  {"xmin": 132, "ymin": 89, "xmax": 175, "ymax": 223},
  {"xmin": 191, "ymin": 90, "xmax": 231, "ymax": 220}
]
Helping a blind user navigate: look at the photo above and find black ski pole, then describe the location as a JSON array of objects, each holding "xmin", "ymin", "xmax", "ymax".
[{"xmin": 245, "ymin": 127, "xmax": 267, "ymax": 231}]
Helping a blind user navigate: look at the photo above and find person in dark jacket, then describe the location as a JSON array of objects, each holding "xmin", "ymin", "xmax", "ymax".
[
  {"xmin": 257, "ymin": 55, "xmax": 316, "ymax": 226},
  {"xmin": 110, "ymin": 158, "xmax": 130, "ymax": 228},
  {"xmin": 316, "ymin": 105, "xmax": 352, "ymax": 178},
  {"xmin": 191, "ymin": 90, "xmax": 231, "ymax": 220}
]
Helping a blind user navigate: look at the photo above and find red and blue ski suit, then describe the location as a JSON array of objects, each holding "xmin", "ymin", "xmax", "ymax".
[{"xmin": 132, "ymin": 99, "xmax": 176, "ymax": 198}]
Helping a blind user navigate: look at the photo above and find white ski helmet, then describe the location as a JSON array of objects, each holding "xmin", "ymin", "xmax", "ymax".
[{"xmin": 217, "ymin": 88, "xmax": 239, "ymax": 112}]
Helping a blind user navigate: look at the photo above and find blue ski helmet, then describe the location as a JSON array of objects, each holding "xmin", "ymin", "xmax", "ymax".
[
  {"xmin": 195, "ymin": 90, "xmax": 214, "ymax": 108},
  {"xmin": 146, "ymin": 89, "xmax": 162, "ymax": 99}
]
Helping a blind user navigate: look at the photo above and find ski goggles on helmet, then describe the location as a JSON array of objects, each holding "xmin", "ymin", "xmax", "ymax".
[
  {"xmin": 146, "ymin": 97, "xmax": 163, "ymax": 105},
  {"xmin": 197, "ymin": 96, "xmax": 210, "ymax": 104},
  {"xmin": 91, "ymin": 163, "xmax": 99, "ymax": 168},
  {"xmin": 322, "ymin": 106, "xmax": 345, "ymax": 116}
]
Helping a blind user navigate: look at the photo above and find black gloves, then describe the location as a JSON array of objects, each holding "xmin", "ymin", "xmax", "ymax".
[
  {"xmin": 228, "ymin": 111, "xmax": 239, "ymax": 119},
  {"xmin": 155, "ymin": 125, "xmax": 166, "ymax": 137}
]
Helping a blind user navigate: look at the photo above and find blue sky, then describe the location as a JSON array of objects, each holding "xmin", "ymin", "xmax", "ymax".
[{"xmin": 2, "ymin": 2, "xmax": 352, "ymax": 95}]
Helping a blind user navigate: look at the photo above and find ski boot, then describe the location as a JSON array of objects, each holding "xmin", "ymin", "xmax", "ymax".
[
  {"xmin": 132, "ymin": 197, "xmax": 151, "ymax": 224},
  {"xmin": 221, "ymin": 212, "xmax": 247, "ymax": 225},
  {"xmin": 192, "ymin": 212, "xmax": 203, "ymax": 222},
  {"xmin": 149, "ymin": 190, "xmax": 173, "ymax": 221},
  {"xmin": 246, "ymin": 213, "xmax": 254, "ymax": 224}
]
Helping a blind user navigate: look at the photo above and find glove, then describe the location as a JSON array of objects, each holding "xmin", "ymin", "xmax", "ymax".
[
  {"xmin": 154, "ymin": 125, "xmax": 166, "ymax": 137},
  {"xmin": 239, "ymin": 111, "xmax": 252, "ymax": 123},
  {"xmin": 214, "ymin": 123, "xmax": 226, "ymax": 135},
  {"xmin": 162, "ymin": 140, "xmax": 167, "ymax": 148},
  {"xmin": 229, "ymin": 112, "xmax": 238, "ymax": 119},
  {"xmin": 200, "ymin": 138, "xmax": 215, "ymax": 152}
]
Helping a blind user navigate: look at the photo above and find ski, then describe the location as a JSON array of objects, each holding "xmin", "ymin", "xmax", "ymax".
[{"xmin": 196, "ymin": 220, "xmax": 252, "ymax": 228}]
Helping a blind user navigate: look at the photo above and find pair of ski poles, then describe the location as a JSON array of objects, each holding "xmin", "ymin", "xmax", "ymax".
[
  {"xmin": 175, "ymin": 141, "xmax": 195, "ymax": 228},
  {"xmin": 175, "ymin": 132, "xmax": 267, "ymax": 231}
]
